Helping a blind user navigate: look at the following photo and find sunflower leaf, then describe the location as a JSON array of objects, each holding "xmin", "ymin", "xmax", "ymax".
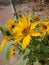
[
  {"xmin": 2, "ymin": 40, "xmax": 13, "ymax": 65},
  {"xmin": 33, "ymin": 60, "xmax": 41, "ymax": 65},
  {"xmin": 16, "ymin": 48, "xmax": 30, "ymax": 65},
  {"xmin": 0, "ymin": 24, "xmax": 10, "ymax": 36},
  {"xmin": 16, "ymin": 56, "xmax": 28, "ymax": 65}
]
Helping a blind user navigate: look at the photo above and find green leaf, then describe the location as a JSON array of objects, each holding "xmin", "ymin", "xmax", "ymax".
[
  {"xmin": 0, "ymin": 25, "xmax": 6, "ymax": 35},
  {"xmin": 23, "ymin": 48, "xmax": 30, "ymax": 59},
  {"xmin": 16, "ymin": 48, "xmax": 30, "ymax": 65},
  {"xmin": 2, "ymin": 40, "xmax": 13, "ymax": 65},
  {"xmin": 45, "ymin": 60, "xmax": 49, "ymax": 65},
  {"xmin": 33, "ymin": 60, "xmax": 41, "ymax": 65},
  {"xmin": 15, "ymin": 48, "xmax": 19, "ymax": 54},
  {"xmin": 40, "ymin": 43, "xmax": 49, "ymax": 54},
  {"xmin": 24, "ymin": 48, "xmax": 30, "ymax": 56},
  {"xmin": 16, "ymin": 56, "xmax": 28, "ymax": 65},
  {"xmin": 0, "ymin": 24, "xmax": 10, "ymax": 36}
]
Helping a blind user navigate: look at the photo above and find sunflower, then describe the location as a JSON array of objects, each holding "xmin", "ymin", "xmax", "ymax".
[
  {"xmin": 0, "ymin": 36, "xmax": 9, "ymax": 51},
  {"xmin": 39, "ymin": 21, "xmax": 49, "ymax": 35},
  {"xmin": 12, "ymin": 14, "xmax": 41, "ymax": 50},
  {"xmin": 6, "ymin": 18, "xmax": 16, "ymax": 31}
]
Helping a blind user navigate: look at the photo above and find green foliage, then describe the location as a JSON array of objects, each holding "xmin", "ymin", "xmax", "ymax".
[
  {"xmin": 33, "ymin": 60, "xmax": 41, "ymax": 65},
  {"xmin": 0, "ymin": 34, "xmax": 49, "ymax": 65},
  {"xmin": 16, "ymin": 56, "xmax": 27, "ymax": 65},
  {"xmin": 2, "ymin": 40, "xmax": 14, "ymax": 65},
  {"xmin": 16, "ymin": 48, "xmax": 30, "ymax": 65},
  {"xmin": 0, "ymin": 24, "xmax": 10, "ymax": 36},
  {"xmin": 22, "ymin": 36, "xmax": 49, "ymax": 65}
]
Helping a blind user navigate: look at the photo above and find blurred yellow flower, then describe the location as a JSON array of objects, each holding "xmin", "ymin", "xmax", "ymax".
[
  {"xmin": 39, "ymin": 21, "xmax": 49, "ymax": 35},
  {"xmin": 0, "ymin": 36, "xmax": 9, "ymax": 51},
  {"xmin": 6, "ymin": 19, "xmax": 16, "ymax": 31},
  {"xmin": 13, "ymin": 14, "xmax": 41, "ymax": 50}
]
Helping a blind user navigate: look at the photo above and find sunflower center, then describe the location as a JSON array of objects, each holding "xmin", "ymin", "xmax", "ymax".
[
  {"xmin": 22, "ymin": 27, "xmax": 30, "ymax": 36},
  {"xmin": 43, "ymin": 25, "xmax": 47, "ymax": 30},
  {"xmin": 12, "ymin": 25, "xmax": 15, "ymax": 28}
]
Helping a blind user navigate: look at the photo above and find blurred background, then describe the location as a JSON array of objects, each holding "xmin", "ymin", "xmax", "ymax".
[
  {"xmin": 0, "ymin": 0, "xmax": 18, "ymax": 65},
  {"xmin": 0, "ymin": 0, "xmax": 49, "ymax": 65}
]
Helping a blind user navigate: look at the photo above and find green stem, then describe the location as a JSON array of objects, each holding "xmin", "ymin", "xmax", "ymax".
[
  {"xmin": 11, "ymin": 0, "xmax": 18, "ymax": 20},
  {"xmin": 13, "ymin": 44, "xmax": 23, "ymax": 51}
]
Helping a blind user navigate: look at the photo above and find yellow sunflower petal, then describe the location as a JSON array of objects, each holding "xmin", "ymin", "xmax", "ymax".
[
  {"xmin": 18, "ymin": 16, "xmax": 28, "ymax": 30},
  {"xmin": 21, "ymin": 14, "xmax": 27, "ymax": 24},
  {"xmin": 12, "ymin": 26, "xmax": 21, "ymax": 34},
  {"xmin": 27, "ymin": 13, "xmax": 32, "ymax": 26},
  {"xmin": 0, "ymin": 36, "xmax": 9, "ymax": 51},
  {"xmin": 14, "ymin": 37, "xmax": 23, "ymax": 45},
  {"xmin": 20, "ymin": 15, "xmax": 27, "ymax": 25},
  {"xmin": 47, "ymin": 29, "xmax": 49, "ymax": 34},
  {"xmin": 47, "ymin": 24, "xmax": 49, "ymax": 34},
  {"xmin": 39, "ymin": 25, "xmax": 46, "ymax": 35},
  {"xmin": 30, "ymin": 21, "xmax": 39, "ymax": 29},
  {"xmin": 22, "ymin": 35, "xmax": 31, "ymax": 50},
  {"xmin": 13, "ymin": 32, "xmax": 23, "ymax": 39},
  {"xmin": 42, "ymin": 21, "xmax": 49, "ymax": 25},
  {"xmin": 18, "ymin": 17, "xmax": 24, "ymax": 26},
  {"xmin": 6, "ymin": 18, "xmax": 14, "ymax": 30},
  {"xmin": 29, "ymin": 30, "xmax": 41, "ymax": 36},
  {"xmin": 14, "ymin": 33, "xmax": 23, "ymax": 44},
  {"xmin": 17, "ymin": 18, "xmax": 26, "ymax": 31}
]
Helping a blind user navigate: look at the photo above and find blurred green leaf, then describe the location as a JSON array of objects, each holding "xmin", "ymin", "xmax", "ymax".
[
  {"xmin": 23, "ymin": 48, "xmax": 30, "ymax": 60},
  {"xmin": 33, "ymin": 60, "xmax": 41, "ymax": 65},
  {"xmin": 16, "ymin": 48, "xmax": 30, "ymax": 65},
  {"xmin": 40, "ymin": 43, "xmax": 49, "ymax": 54},
  {"xmin": 2, "ymin": 40, "xmax": 13, "ymax": 65},
  {"xmin": 16, "ymin": 56, "xmax": 28, "ymax": 65},
  {"xmin": 24, "ymin": 48, "xmax": 30, "ymax": 56},
  {"xmin": 45, "ymin": 60, "xmax": 49, "ymax": 65},
  {"xmin": 0, "ymin": 25, "xmax": 6, "ymax": 34},
  {"xmin": 0, "ymin": 24, "xmax": 10, "ymax": 36}
]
